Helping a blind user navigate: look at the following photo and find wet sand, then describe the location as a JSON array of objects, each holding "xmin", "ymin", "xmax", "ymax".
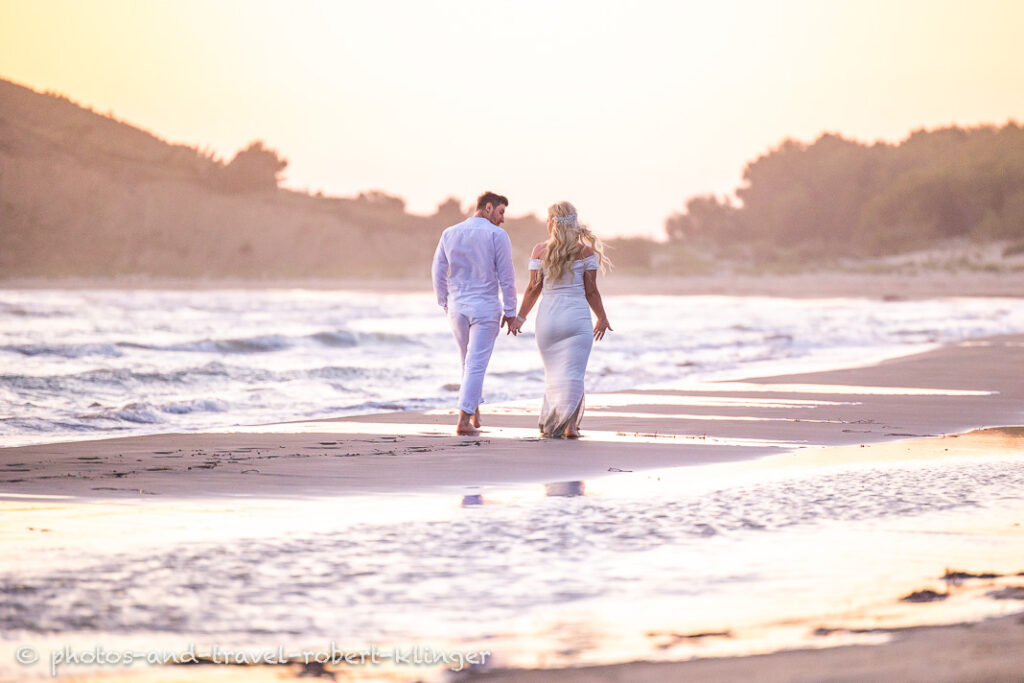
[
  {"xmin": 2, "ymin": 335, "xmax": 1024, "ymax": 682},
  {"xmin": 464, "ymin": 613, "xmax": 1024, "ymax": 683}
]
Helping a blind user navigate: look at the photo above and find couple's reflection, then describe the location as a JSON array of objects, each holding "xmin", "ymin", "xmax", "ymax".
[
  {"xmin": 460, "ymin": 481, "xmax": 585, "ymax": 507},
  {"xmin": 544, "ymin": 481, "xmax": 586, "ymax": 497},
  {"xmin": 461, "ymin": 492, "xmax": 485, "ymax": 506}
]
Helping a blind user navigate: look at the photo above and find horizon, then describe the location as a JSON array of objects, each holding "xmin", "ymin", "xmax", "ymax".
[{"xmin": 2, "ymin": 0, "xmax": 1023, "ymax": 238}]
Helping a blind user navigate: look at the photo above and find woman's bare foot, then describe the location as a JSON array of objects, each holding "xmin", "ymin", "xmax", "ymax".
[
  {"xmin": 472, "ymin": 407, "xmax": 481, "ymax": 428},
  {"xmin": 563, "ymin": 426, "xmax": 580, "ymax": 439}
]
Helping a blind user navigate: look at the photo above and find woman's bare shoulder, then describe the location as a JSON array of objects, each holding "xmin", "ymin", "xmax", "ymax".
[
  {"xmin": 579, "ymin": 245, "xmax": 596, "ymax": 258},
  {"xmin": 531, "ymin": 242, "xmax": 547, "ymax": 258}
]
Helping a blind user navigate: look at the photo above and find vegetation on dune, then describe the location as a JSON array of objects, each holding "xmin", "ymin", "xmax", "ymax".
[{"xmin": 666, "ymin": 124, "xmax": 1024, "ymax": 265}]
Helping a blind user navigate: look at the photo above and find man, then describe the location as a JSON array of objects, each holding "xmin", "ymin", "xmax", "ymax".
[{"xmin": 432, "ymin": 191, "xmax": 518, "ymax": 435}]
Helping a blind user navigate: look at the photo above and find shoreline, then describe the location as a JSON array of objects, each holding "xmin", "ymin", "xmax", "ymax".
[
  {"xmin": 2, "ymin": 335, "xmax": 1022, "ymax": 500},
  {"xmin": 3, "ymin": 270, "xmax": 1024, "ymax": 298}
]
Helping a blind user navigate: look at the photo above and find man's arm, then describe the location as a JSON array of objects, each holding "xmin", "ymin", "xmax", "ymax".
[
  {"xmin": 431, "ymin": 235, "xmax": 449, "ymax": 311},
  {"xmin": 494, "ymin": 230, "xmax": 517, "ymax": 318}
]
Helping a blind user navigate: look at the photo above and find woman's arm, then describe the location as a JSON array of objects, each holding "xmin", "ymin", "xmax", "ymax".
[
  {"xmin": 583, "ymin": 270, "xmax": 612, "ymax": 340},
  {"xmin": 516, "ymin": 269, "xmax": 543, "ymax": 327},
  {"xmin": 512, "ymin": 242, "xmax": 547, "ymax": 333}
]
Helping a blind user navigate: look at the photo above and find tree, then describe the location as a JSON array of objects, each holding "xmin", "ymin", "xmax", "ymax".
[
  {"xmin": 665, "ymin": 194, "xmax": 740, "ymax": 244},
  {"xmin": 663, "ymin": 122, "xmax": 1024, "ymax": 260},
  {"xmin": 220, "ymin": 140, "xmax": 287, "ymax": 192},
  {"xmin": 355, "ymin": 190, "xmax": 406, "ymax": 212},
  {"xmin": 433, "ymin": 197, "xmax": 465, "ymax": 223}
]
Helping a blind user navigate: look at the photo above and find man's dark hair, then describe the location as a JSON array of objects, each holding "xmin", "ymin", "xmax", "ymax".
[{"xmin": 476, "ymin": 191, "xmax": 509, "ymax": 210}]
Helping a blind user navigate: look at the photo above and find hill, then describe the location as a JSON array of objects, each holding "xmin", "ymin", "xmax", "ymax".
[{"xmin": 0, "ymin": 78, "xmax": 563, "ymax": 279}]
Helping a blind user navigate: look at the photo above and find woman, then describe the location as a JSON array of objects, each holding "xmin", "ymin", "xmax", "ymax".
[{"xmin": 515, "ymin": 202, "xmax": 612, "ymax": 438}]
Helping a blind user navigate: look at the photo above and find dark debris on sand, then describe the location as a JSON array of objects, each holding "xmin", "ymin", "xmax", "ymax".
[
  {"xmin": 942, "ymin": 568, "xmax": 1001, "ymax": 581},
  {"xmin": 901, "ymin": 589, "xmax": 948, "ymax": 603},
  {"xmin": 987, "ymin": 586, "xmax": 1024, "ymax": 600}
]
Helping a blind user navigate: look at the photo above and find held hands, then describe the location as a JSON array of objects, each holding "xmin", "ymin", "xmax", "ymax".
[
  {"xmin": 502, "ymin": 315, "xmax": 522, "ymax": 336},
  {"xmin": 594, "ymin": 317, "xmax": 612, "ymax": 341}
]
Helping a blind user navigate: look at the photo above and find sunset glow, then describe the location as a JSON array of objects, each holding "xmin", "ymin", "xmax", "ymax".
[{"xmin": 2, "ymin": 0, "xmax": 1023, "ymax": 236}]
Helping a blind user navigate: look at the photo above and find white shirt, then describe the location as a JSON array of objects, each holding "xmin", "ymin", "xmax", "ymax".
[{"xmin": 432, "ymin": 216, "xmax": 517, "ymax": 318}]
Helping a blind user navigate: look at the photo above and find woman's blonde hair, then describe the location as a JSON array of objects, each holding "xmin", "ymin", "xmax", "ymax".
[{"xmin": 542, "ymin": 201, "xmax": 612, "ymax": 281}]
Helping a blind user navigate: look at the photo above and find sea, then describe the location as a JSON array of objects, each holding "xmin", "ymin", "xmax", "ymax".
[{"xmin": 2, "ymin": 288, "xmax": 1024, "ymax": 447}]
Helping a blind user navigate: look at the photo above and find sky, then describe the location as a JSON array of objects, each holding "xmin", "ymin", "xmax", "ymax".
[{"xmin": 2, "ymin": 0, "xmax": 1023, "ymax": 238}]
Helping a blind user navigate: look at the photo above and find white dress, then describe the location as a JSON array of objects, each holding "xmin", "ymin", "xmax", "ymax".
[{"xmin": 529, "ymin": 255, "xmax": 599, "ymax": 437}]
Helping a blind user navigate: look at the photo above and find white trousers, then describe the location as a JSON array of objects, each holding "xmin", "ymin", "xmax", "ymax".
[{"xmin": 448, "ymin": 311, "xmax": 500, "ymax": 415}]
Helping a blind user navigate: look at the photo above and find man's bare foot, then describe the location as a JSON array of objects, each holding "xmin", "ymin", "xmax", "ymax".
[
  {"xmin": 457, "ymin": 410, "xmax": 479, "ymax": 436},
  {"xmin": 472, "ymin": 407, "xmax": 481, "ymax": 428},
  {"xmin": 456, "ymin": 423, "xmax": 480, "ymax": 436}
]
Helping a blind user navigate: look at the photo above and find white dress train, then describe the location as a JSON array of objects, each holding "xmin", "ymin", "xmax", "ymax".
[{"xmin": 529, "ymin": 255, "xmax": 599, "ymax": 437}]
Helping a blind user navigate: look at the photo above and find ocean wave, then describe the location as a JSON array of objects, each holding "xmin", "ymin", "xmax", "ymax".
[
  {"xmin": 2, "ymin": 343, "xmax": 123, "ymax": 358},
  {"xmin": 33, "ymin": 398, "xmax": 227, "ymax": 432},
  {"xmin": 117, "ymin": 335, "xmax": 292, "ymax": 354},
  {"xmin": 330, "ymin": 397, "xmax": 445, "ymax": 413},
  {"xmin": 894, "ymin": 328, "xmax": 940, "ymax": 340},
  {"xmin": 82, "ymin": 362, "xmax": 250, "ymax": 384},
  {"xmin": 78, "ymin": 368, "xmax": 175, "ymax": 385},
  {"xmin": 9, "ymin": 363, "xmax": 355, "ymax": 393},
  {"xmin": 118, "ymin": 329, "xmax": 418, "ymax": 355},
  {"xmin": 0, "ymin": 302, "xmax": 70, "ymax": 318},
  {"xmin": 309, "ymin": 330, "xmax": 418, "ymax": 347},
  {"xmin": 0, "ymin": 416, "xmax": 107, "ymax": 433},
  {"xmin": 1, "ymin": 362, "xmax": 243, "ymax": 392},
  {"xmin": 343, "ymin": 400, "xmax": 407, "ymax": 412},
  {"xmin": 159, "ymin": 398, "xmax": 228, "ymax": 415},
  {"xmin": 489, "ymin": 369, "xmax": 544, "ymax": 379},
  {"xmin": 0, "ymin": 303, "xmax": 33, "ymax": 317},
  {"xmin": 0, "ymin": 374, "xmax": 69, "ymax": 391},
  {"xmin": 310, "ymin": 331, "xmax": 358, "ymax": 347},
  {"xmin": 183, "ymin": 335, "xmax": 292, "ymax": 354},
  {"xmin": 80, "ymin": 402, "xmax": 166, "ymax": 424},
  {"xmin": 306, "ymin": 366, "xmax": 370, "ymax": 380},
  {"xmin": 358, "ymin": 331, "xmax": 419, "ymax": 345}
]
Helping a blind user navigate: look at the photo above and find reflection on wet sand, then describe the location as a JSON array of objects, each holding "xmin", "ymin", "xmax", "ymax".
[
  {"xmin": 462, "ymin": 481, "xmax": 586, "ymax": 506},
  {"xmin": 544, "ymin": 481, "xmax": 585, "ymax": 497},
  {"xmin": 3, "ymin": 429, "xmax": 1023, "ymax": 683}
]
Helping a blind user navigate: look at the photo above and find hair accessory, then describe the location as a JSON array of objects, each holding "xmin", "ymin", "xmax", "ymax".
[{"xmin": 553, "ymin": 213, "xmax": 577, "ymax": 225}]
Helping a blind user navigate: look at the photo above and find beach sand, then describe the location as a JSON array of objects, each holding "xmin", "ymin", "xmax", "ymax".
[
  {"xmin": 2, "ymin": 335, "xmax": 1023, "ymax": 681},
  {"xmin": 463, "ymin": 613, "xmax": 1024, "ymax": 682}
]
